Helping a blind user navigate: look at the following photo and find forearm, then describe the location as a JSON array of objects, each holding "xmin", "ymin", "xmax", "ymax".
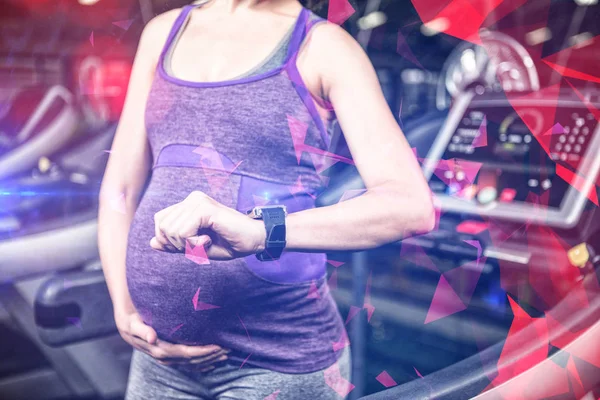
[
  {"xmin": 97, "ymin": 187, "xmax": 139, "ymax": 318},
  {"xmin": 282, "ymin": 185, "xmax": 435, "ymax": 253}
]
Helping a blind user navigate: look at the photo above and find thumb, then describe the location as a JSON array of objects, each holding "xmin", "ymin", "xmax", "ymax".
[
  {"xmin": 130, "ymin": 314, "xmax": 158, "ymax": 344},
  {"xmin": 145, "ymin": 328, "xmax": 157, "ymax": 345},
  {"xmin": 188, "ymin": 234, "xmax": 212, "ymax": 248},
  {"xmin": 149, "ymin": 237, "xmax": 161, "ymax": 250}
]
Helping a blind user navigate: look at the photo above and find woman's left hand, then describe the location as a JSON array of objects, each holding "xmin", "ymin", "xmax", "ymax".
[{"xmin": 150, "ymin": 191, "xmax": 266, "ymax": 260}]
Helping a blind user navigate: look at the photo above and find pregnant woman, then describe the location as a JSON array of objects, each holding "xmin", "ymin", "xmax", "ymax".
[{"xmin": 97, "ymin": 0, "xmax": 434, "ymax": 398}]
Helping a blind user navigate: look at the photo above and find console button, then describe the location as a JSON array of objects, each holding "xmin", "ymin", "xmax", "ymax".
[
  {"xmin": 477, "ymin": 186, "xmax": 497, "ymax": 204},
  {"xmin": 499, "ymin": 188, "xmax": 517, "ymax": 202}
]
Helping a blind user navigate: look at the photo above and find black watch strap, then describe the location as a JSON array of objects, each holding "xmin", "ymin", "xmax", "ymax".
[{"xmin": 256, "ymin": 206, "xmax": 286, "ymax": 261}]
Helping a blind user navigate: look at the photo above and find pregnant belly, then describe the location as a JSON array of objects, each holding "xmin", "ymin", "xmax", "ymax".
[
  {"xmin": 125, "ymin": 168, "xmax": 328, "ymax": 345},
  {"xmin": 125, "ymin": 169, "xmax": 251, "ymax": 344}
]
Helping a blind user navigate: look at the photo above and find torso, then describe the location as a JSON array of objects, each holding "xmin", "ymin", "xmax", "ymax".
[{"xmin": 125, "ymin": 3, "xmax": 346, "ymax": 374}]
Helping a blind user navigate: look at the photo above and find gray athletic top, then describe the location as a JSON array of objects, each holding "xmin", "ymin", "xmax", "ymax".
[
  {"xmin": 163, "ymin": 5, "xmax": 322, "ymax": 80},
  {"xmin": 127, "ymin": 4, "xmax": 350, "ymax": 375}
]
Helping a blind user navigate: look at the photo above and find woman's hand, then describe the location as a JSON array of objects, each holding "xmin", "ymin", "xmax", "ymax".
[
  {"xmin": 115, "ymin": 310, "xmax": 229, "ymax": 371},
  {"xmin": 150, "ymin": 191, "xmax": 266, "ymax": 260}
]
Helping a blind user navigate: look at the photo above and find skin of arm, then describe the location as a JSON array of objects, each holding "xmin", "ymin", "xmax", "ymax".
[
  {"xmin": 97, "ymin": 11, "xmax": 175, "ymax": 321},
  {"xmin": 283, "ymin": 22, "xmax": 436, "ymax": 251},
  {"xmin": 150, "ymin": 19, "xmax": 436, "ymax": 256},
  {"xmin": 98, "ymin": 12, "xmax": 229, "ymax": 366}
]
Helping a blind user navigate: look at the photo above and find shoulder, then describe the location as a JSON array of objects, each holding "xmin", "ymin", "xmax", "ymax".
[
  {"xmin": 136, "ymin": 8, "xmax": 184, "ymax": 60},
  {"xmin": 303, "ymin": 20, "xmax": 375, "ymax": 94},
  {"xmin": 141, "ymin": 8, "xmax": 182, "ymax": 44},
  {"xmin": 307, "ymin": 19, "xmax": 364, "ymax": 59}
]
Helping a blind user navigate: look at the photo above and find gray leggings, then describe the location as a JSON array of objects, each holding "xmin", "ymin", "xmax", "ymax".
[{"xmin": 125, "ymin": 346, "xmax": 352, "ymax": 400}]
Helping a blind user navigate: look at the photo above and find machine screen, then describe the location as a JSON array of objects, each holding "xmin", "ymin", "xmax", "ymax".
[{"xmin": 428, "ymin": 94, "xmax": 597, "ymax": 210}]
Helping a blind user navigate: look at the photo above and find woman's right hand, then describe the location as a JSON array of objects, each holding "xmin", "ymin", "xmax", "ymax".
[{"xmin": 115, "ymin": 311, "xmax": 229, "ymax": 372}]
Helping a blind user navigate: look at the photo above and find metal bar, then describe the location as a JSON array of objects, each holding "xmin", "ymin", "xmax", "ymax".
[
  {"xmin": 0, "ymin": 284, "xmax": 95, "ymax": 398},
  {"xmin": 349, "ymin": 250, "xmax": 369, "ymax": 399}
]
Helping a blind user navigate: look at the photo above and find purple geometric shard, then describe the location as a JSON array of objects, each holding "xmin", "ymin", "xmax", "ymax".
[
  {"xmin": 443, "ymin": 259, "xmax": 485, "ymax": 306},
  {"xmin": 396, "ymin": 30, "xmax": 423, "ymax": 68},
  {"xmin": 324, "ymin": 360, "xmax": 355, "ymax": 396},
  {"xmin": 376, "ymin": 370, "xmax": 398, "ymax": 388},
  {"xmin": 424, "ymin": 275, "xmax": 467, "ymax": 324},
  {"xmin": 472, "ymin": 116, "xmax": 488, "ymax": 148},
  {"xmin": 112, "ymin": 19, "xmax": 134, "ymax": 31},
  {"xmin": 307, "ymin": 280, "xmax": 321, "ymax": 299},
  {"xmin": 192, "ymin": 288, "xmax": 220, "ymax": 311},
  {"xmin": 332, "ymin": 329, "xmax": 350, "ymax": 351},
  {"xmin": 263, "ymin": 390, "xmax": 281, "ymax": 400},
  {"xmin": 345, "ymin": 306, "xmax": 362, "ymax": 325}
]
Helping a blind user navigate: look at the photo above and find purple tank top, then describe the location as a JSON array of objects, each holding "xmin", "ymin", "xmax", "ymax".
[{"xmin": 125, "ymin": 5, "xmax": 347, "ymax": 373}]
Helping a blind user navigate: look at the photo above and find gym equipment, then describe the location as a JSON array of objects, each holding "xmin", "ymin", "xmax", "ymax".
[
  {"xmin": 0, "ymin": 113, "xmax": 129, "ymax": 399},
  {"xmin": 0, "ymin": 85, "xmax": 79, "ymax": 181},
  {"xmin": 352, "ymin": 85, "xmax": 600, "ymax": 398}
]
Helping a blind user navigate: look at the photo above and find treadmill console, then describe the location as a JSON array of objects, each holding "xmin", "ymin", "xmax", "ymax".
[{"xmin": 422, "ymin": 89, "xmax": 600, "ymax": 228}]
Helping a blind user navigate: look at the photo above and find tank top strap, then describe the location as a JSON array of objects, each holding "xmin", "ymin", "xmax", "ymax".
[
  {"xmin": 158, "ymin": 4, "xmax": 201, "ymax": 68},
  {"xmin": 284, "ymin": 10, "xmax": 332, "ymax": 151},
  {"xmin": 283, "ymin": 7, "xmax": 312, "ymax": 63}
]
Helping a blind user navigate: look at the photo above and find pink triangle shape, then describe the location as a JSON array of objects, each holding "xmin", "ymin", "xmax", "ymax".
[
  {"xmin": 396, "ymin": 30, "xmax": 423, "ymax": 68},
  {"xmin": 345, "ymin": 305, "xmax": 362, "ymax": 325},
  {"xmin": 309, "ymin": 152, "xmax": 339, "ymax": 174},
  {"xmin": 424, "ymin": 275, "xmax": 467, "ymax": 324},
  {"xmin": 457, "ymin": 160, "xmax": 483, "ymax": 184},
  {"xmin": 192, "ymin": 288, "xmax": 220, "ymax": 311},
  {"xmin": 332, "ymin": 329, "xmax": 351, "ymax": 351},
  {"xmin": 252, "ymin": 195, "xmax": 270, "ymax": 206},
  {"xmin": 112, "ymin": 19, "xmax": 134, "ymax": 31},
  {"xmin": 414, "ymin": 367, "xmax": 424, "ymax": 378},
  {"xmin": 472, "ymin": 116, "xmax": 488, "ymax": 148},
  {"xmin": 399, "ymin": 243, "xmax": 439, "ymax": 272},
  {"xmin": 263, "ymin": 390, "xmax": 281, "ymax": 400},
  {"xmin": 169, "ymin": 323, "xmax": 184, "ymax": 336},
  {"xmin": 287, "ymin": 115, "xmax": 308, "ymax": 164},
  {"xmin": 327, "ymin": 260, "xmax": 345, "ymax": 268},
  {"xmin": 185, "ymin": 241, "xmax": 210, "ymax": 265},
  {"xmin": 328, "ymin": 0, "xmax": 356, "ymax": 25},
  {"xmin": 363, "ymin": 303, "xmax": 375, "ymax": 322},
  {"xmin": 444, "ymin": 260, "xmax": 485, "ymax": 306},
  {"xmin": 544, "ymin": 122, "xmax": 565, "ymax": 136},
  {"xmin": 328, "ymin": 269, "xmax": 338, "ymax": 291},
  {"xmin": 307, "ymin": 280, "xmax": 320, "ymax": 299},
  {"xmin": 376, "ymin": 370, "xmax": 398, "ymax": 388},
  {"xmin": 463, "ymin": 239, "xmax": 482, "ymax": 259}
]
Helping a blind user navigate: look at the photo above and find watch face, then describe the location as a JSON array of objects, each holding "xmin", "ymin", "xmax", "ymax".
[{"xmin": 247, "ymin": 205, "xmax": 287, "ymax": 218}]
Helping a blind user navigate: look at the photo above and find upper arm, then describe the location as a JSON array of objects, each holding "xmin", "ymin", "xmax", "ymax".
[
  {"xmin": 308, "ymin": 24, "xmax": 431, "ymax": 199},
  {"xmin": 100, "ymin": 10, "xmax": 179, "ymax": 204}
]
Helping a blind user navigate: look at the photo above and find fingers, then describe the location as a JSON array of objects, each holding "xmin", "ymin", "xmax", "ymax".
[
  {"xmin": 187, "ymin": 234, "xmax": 212, "ymax": 248},
  {"xmin": 157, "ymin": 340, "xmax": 223, "ymax": 359},
  {"xmin": 159, "ymin": 348, "xmax": 229, "ymax": 366},
  {"xmin": 189, "ymin": 349, "xmax": 229, "ymax": 364},
  {"xmin": 190, "ymin": 354, "xmax": 228, "ymax": 370},
  {"xmin": 154, "ymin": 205, "xmax": 180, "ymax": 252}
]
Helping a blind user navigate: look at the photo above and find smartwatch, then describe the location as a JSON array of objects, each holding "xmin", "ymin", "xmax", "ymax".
[{"xmin": 247, "ymin": 205, "xmax": 287, "ymax": 261}]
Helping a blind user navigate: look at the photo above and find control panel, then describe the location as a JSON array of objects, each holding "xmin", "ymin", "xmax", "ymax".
[{"xmin": 422, "ymin": 88, "xmax": 600, "ymax": 228}]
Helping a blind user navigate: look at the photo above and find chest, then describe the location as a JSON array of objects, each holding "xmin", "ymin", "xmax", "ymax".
[{"xmin": 168, "ymin": 14, "xmax": 331, "ymax": 124}]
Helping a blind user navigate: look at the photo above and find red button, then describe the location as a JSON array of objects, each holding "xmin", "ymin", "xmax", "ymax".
[
  {"xmin": 499, "ymin": 188, "xmax": 517, "ymax": 202},
  {"xmin": 456, "ymin": 220, "xmax": 488, "ymax": 235}
]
